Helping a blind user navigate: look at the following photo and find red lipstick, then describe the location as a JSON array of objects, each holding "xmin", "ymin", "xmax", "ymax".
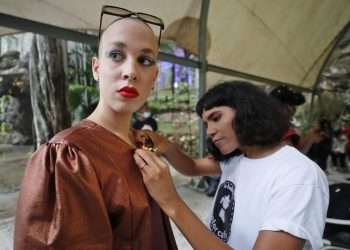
[{"xmin": 117, "ymin": 86, "xmax": 139, "ymax": 98}]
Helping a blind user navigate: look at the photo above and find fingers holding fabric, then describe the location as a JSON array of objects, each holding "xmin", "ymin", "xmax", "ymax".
[{"xmin": 133, "ymin": 149, "xmax": 179, "ymax": 211}]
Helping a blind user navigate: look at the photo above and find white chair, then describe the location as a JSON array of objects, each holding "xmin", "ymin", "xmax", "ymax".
[
  {"xmin": 321, "ymin": 183, "xmax": 350, "ymax": 250},
  {"xmin": 321, "ymin": 220, "xmax": 350, "ymax": 249}
]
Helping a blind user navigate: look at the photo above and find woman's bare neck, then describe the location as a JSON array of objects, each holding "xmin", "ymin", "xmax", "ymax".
[{"xmin": 87, "ymin": 106, "xmax": 133, "ymax": 146}]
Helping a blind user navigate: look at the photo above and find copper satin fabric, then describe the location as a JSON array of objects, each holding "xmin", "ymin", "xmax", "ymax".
[{"xmin": 14, "ymin": 120, "xmax": 177, "ymax": 250}]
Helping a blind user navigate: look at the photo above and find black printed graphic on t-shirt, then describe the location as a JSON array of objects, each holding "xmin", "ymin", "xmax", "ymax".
[{"xmin": 209, "ymin": 180, "xmax": 235, "ymax": 243}]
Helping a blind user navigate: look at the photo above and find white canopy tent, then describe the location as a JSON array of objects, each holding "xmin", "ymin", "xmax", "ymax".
[{"xmin": 1, "ymin": 0, "xmax": 350, "ymax": 91}]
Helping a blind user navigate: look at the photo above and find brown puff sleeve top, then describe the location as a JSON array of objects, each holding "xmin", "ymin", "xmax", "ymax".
[{"xmin": 14, "ymin": 120, "xmax": 177, "ymax": 250}]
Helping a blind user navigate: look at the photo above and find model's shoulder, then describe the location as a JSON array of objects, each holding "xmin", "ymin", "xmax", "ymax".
[{"xmin": 49, "ymin": 120, "xmax": 97, "ymax": 145}]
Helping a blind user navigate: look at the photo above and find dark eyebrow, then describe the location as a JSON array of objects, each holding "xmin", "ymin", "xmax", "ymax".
[
  {"xmin": 205, "ymin": 111, "xmax": 220, "ymax": 122},
  {"xmin": 208, "ymin": 111, "xmax": 220, "ymax": 120}
]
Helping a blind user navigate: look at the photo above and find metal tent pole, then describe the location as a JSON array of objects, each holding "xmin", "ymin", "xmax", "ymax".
[{"xmin": 197, "ymin": 0, "xmax": 210, "ymax": 158}]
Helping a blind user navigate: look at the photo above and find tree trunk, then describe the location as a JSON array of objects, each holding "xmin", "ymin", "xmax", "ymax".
[{"xmin": 29, "ymin": 35, "xmax": 71, "ymax": 148}]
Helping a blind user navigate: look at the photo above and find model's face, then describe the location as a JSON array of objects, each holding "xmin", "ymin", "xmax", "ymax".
[
  {"xmin": 202, "ymin": 106, "xmax": 239, "ymax": 155},
  {"xmin": 92, "ymin": 18, "xmax": 159, "ymax": 114}
]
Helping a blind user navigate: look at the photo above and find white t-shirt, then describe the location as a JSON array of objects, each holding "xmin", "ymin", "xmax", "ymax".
[{"xmin": 208, "ymin": 145, "xmax": 329, "ymax": 250}]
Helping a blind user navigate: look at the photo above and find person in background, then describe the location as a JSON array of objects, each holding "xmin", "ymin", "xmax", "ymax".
[
  {"xmin": 304, "ymin": 119, "xmax": 333, "ymax": 173},
  {"xmin": 134, "ymin": 81, "xmax": 329, "ymax": 250},
  {"xmin": 133, "ymin": 102, "xmax": 158, "ymax": 131},
  {"xmin": 331, "ymin": 129, "xmax": 348, "ymax": 172},
  {"xmin": 269, "ymin": 85, "xmax": 305, "ymax": 148},
  {"xmin": 14, "ymin": 5, "xmax": 177, "ymax": 250},
  {"xmin": 341, "ymin": 121, "xmax": 350, "ymax": 163}
]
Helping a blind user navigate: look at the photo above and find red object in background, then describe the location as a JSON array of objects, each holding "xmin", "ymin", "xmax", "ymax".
[{"xmin": 342, "ymin": 127, "xmax": 350, "ymax": 152}]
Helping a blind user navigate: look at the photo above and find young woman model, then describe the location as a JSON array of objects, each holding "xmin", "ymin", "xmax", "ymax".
[
  {"xmin": 14, "ymin": 6, "xmax": 177, "ymax": 250},
  {"xmin": 134, "ymin": 81, "xmax": 329, "ymax": 250}
]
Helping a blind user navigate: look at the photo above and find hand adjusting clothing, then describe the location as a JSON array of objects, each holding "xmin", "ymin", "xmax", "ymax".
[{"xmin": 133, "ymin": 149, "xmax": 179, "ymax": 216}]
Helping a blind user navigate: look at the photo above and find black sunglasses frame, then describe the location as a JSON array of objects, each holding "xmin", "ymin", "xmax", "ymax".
[{"xmin": 98, "ymin": 5, "xmax": 164, "ymax": 45}]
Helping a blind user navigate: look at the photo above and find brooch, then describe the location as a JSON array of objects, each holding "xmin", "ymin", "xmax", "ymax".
[{"xmin": 135, "ymin": 133, "xmax": 159, "ymax": 153}]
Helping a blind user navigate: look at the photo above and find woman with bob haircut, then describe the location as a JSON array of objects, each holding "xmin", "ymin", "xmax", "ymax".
[{"xmin": 134, "ymin": 81, "xmax": 329, "ymax": 250}]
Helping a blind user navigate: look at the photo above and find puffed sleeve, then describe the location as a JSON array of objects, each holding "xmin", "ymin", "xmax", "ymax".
[{"xmin": 14, "ymin": 142, "xmax": 112, "ymax": 250}]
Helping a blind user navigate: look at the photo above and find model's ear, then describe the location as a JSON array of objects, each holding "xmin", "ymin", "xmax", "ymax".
[{"xmin": 92, "ymin": 56, "xmax": 99, "ymax": 81}]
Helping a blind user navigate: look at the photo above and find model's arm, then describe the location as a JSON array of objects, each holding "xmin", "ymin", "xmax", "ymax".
[
  {"xmin": 138, "ymin": 130, "xmax": 221, "ymax": 176},
  {"xmin": 134, "ymin": 149, "xmax": 306, "ymax": 250},
  {"xmin": 15, "ymin": 143, "xmax": 112, "ymax": 249}
]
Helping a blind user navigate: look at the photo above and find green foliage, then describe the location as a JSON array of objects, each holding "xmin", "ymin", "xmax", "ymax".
[
  {"xmin": 295, "ymin": 104, "xmax": 321, "ymax": 134},
  {"xmin": 66, "ymin": 43, "xmax": 99, "ymax": 122},
  {"xmin": 67, "ymin": 44, "xmax": 97, "ymax": 87},
  {"xmin": 0, "ymin": 122, "xmax": 11, "ymax": 133},
  {"xmin": 0, "ymin": 51, "xmax": 19, "ymax": 70},
  {"xmin": 296, "ymin": 91, "xmax": 347, "ymax": 134},
  {"xmin": 68, "ymin": 83, "xmax": 99, "ymax": 121},
  {"xmin": 160, "ymin": 41, "xmax": 177, "ymax": 53},
  {"xmin": 0, "ymin": 95, "xmax": 12, "ymax": 135},
  {"xmin": 148, "ymin": 83, "xmax": 197, "ymax": 114},
  {"xmin": 148, "ymin": 82, "xmax": 199, "ymax": 157}
]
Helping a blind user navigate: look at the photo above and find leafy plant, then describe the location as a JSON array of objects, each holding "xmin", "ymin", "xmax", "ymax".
[
  {"xmin": 68, "ymin": 83, "xmax": 99, "ymax": 121},
  {"xmin": 0, "ymin": 95, "xmax": 12, "ymax": 135}
]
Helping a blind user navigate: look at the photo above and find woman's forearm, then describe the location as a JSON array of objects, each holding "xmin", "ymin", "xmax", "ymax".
[
  {"xmin": 162, "ymin": 142, "xmax": 221, "ymax": 176},
  {"xmin": 165, "ymin": 196, "xmax": 232, "ymax": 250},
  {"xmin": 162, "ymin": 142, "xmax": 199, "ymax": 176},
  {"xmin": 134, "ymin": 149, "xmax": 227, "ymax": 249}
]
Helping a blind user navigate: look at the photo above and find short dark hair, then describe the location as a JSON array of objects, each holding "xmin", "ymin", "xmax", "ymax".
[
  {"xmin": 196, "ymin": 81, "xmax": 289, "ymax": 160},
  {"xmin": 269, "ymin": 86, "xmax": 305, "ymax": 106}
]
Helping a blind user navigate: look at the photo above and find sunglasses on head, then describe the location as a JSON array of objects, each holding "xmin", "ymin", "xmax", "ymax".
[{"xmin": 98, "ymin": 5, "xmax": 164, "ymax": 45}]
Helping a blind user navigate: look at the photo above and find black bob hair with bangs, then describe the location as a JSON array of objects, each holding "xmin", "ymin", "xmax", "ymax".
[{"xmin": 196, "ymin": 81, "xmax": 290, "ymax": 161}]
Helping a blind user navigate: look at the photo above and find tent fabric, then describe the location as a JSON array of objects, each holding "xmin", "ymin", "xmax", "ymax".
[
  {"xmin": 0, "ymin": 0, "xmax": 350, "ymax": 90},
  {"xmin": 208, "ymin": 0, "xmax": 350, "ymax": 89},
  {"xmin": 0, "ymin": 27, "xmax": 16, "ymax": 35}
]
